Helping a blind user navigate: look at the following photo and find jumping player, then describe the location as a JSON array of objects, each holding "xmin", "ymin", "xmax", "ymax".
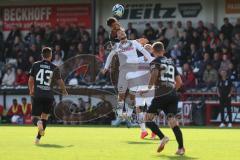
[
  {"xmin": 102, "ymin": 29, "xmax": 152, "ymax": 125},
  {"xmin": 145, "ymin": 42, "xmax": 185, "ymax": 155},
  {"xmin": 28, "ymin": 47, "xmax": 68, "ymax": 144}
]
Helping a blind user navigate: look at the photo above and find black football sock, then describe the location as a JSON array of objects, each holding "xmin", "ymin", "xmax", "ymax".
[
  {"xmin": 36, "ymin": 119, "xmax": 47, "ymax": 140},
  {"xmin": 41, "ymin": 119, "xmax": 47, "ymax": 130},
  {"xmin": 146, "ymin": 121, "xmax": 165, "ymax": 139},
  {"xmin": 172, "ymin": 126, "xmax": 184, "ymax": 149}
]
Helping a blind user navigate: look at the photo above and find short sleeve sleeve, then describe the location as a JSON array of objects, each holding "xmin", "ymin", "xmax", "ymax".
[
  {"xmin": 174, "ymin": 66, "xmax": 180, "ymax": 77},
  {"xmin": 29, "ymin": 63, "xmax": 36, "ymax": 77}
]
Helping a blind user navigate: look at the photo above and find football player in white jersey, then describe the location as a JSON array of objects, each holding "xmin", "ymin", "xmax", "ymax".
[{"xmin": 102, "ymin": 29, "xmax": 153, "ymax": 126}]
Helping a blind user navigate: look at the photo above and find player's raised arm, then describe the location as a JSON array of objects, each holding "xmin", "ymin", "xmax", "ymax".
[
  {"xmin": 133, "ymin": 40, "xmax": 154, "ymax": 62},
  {"xmin": 103, "ymin": 49, "xmax": 116, "ymax": 74}
]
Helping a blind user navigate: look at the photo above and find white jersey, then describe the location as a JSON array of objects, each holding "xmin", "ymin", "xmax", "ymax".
[{"xmin": 104, "ymin": 40, "xmax": 153, "ymax": 71}]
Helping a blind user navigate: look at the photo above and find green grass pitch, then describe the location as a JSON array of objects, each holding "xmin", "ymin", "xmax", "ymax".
[{"xmin": 0, "ymin": 125, "xmax": 240, "ymax": 160}]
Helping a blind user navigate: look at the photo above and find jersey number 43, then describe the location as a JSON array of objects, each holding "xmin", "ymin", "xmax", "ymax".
[{"xmin": 36, "ymin": 69, "xmax": 53, "ymax": 86}]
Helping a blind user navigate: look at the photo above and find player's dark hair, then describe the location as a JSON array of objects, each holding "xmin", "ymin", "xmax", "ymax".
[
  {"xmin": 152, "ymin": 42, "xmax": 165, "ymax": 52},
  {"xmin": 42, "ymin": 47, "xmax": 52, "ymax": 59},
  {"xmin": 106, "ymin": 17, "xmax": 117, "ymax": 27}
]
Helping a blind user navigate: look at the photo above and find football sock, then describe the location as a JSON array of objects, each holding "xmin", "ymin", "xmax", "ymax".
[
  {"xmin": 172, "ymin": 126, "xmax": 184, "ymax": 149},
  {"xmin": 146, "ymin": 121, "xmax": 164, "ymax": 139},
  {"xmin": 139, "ymin": 123, "xmax": 147, "ymax": 132},
  {"xmin": 36, "ymin": 119, "xmax": 47, "ymax": 140}
]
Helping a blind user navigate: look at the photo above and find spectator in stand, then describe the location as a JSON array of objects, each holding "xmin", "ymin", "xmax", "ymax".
[
  {"xmin": 76, "ymin": 43, "xmax": 85, "ymax": 55},
  {"xmin": 35, "ymin": 34, "xmax": 43, "ymax": 50},
  {"xmin": 233, "ymin": 18, "xmax": 240, "ymax": 35},
  {"xmin": 221, "ymin": 17, "xmax": 233, "ymax": 40},
  {"xmin": 176, "ymin": 21, "xmax": 184, "ymax": 37},
  {"xmin": 125, "ymin": 22, "xmax": 138, "ymax": 39},
  {"xmin": 208, "ymin": 31, "xmax": 219, "ymax": 51},
  {"xmin": 179, "ymin": 31, "xmax": 191, "ymax": 53},
  {"xmin": 15, "ymin": 68, "xmax": 28, "ymax": 85},
  {"xmin": 201, "ymin": 29, "xmax": 210, "ymax": 42},
  {"xmin": 97, "ymin": 25, "xmax": 109, "ymax": 41},
  {"xmin": 157, "ymin": 35, "xmax": 169, "ymax": 49},
  {"xmin": 2, "ymin": 67, "xmax": 15, "ymax": 85},
  {"xmin": 217, "ymin": 32, "xmax": 229, "ymax": 51},
  {"xmin": 12, "ymin": 36, "xmax": 25, "ymax": 58},
  {"xmin": 26, "ymin": 44, "xmax": 41, "ymax": 61},
  {"xmin": 198, "ymin": 40, "xmax": 213, "ymax": 57},
  {"xmin": 54, "ymin": 44, "xmax": 65, "ymax": 59},
  {"xmin": 21, "ymin": 97, "xmax": 32, "ymax": 117},
  {"xmin": 229, "ymin": 63, "xmax": 238, "ymax": 82},
  {"xmin": 197, "ymin": 52, "xmax": 211, "ymax": 81},
  {"xmin": 7, "ymin": 99, "xmax": 23, "ymax": 122},
  {"xmin": 166, "ymin": 31, "xmax": 179, "ymax": 52},
  {"xmin": 52, "ymin": 53, "xmax": 63, "ymax": 66},
  {"xmin": 189, "ymin": 43, "xmax": 202, "ymax": 66},
  {"xmin": 63, "ymin": 24, "xmax": 75, "ymax": 44},
  {"xmin": 219, "ymin": 53, "xmax": 232, "ymax": 73},
  {"xmin": 6, "ymin": 25, "xmax": 21, "ymax": 46},
  {"xmin": 185, "ymin": 20, "xmax": 194, "ymax": 38},
  {"xmin": 192, "ymin": 31, "xmax": 201, "ymax": 48},
  {"xmin": 181, "ymin": 63, "xmax": 196, "ymax": 89},
  {"xmin": 170, "ymin": 44, "xmax": 182, "ymax": 66},
  {"xmin": 203, "ymin": 63, "xmax": 218, "ymax": 89},
  {"xmin": 196, "ymin": 20, "xmax": 208, "ymax": 35},
  {"xmin": 165, "ymin": 21, "xmax": 178, "ymax": 40},
  {"xmin": 44, "ymin": 25, "xmax": 54, "ymax": 44},
  {"xmin": 66, "ymin": 43, "xmax": 77, "ymax": 59},
  {"xmin": 81, "ymin": 32, "xmax": 91, "ymax": 54},
  {"xmin": 212, "ymin": 52, "xmax": 221, "ymax": 70},
  {"xmin": 52, "ymin": 33, "xmax": 66, "ymax": 51},
  {"xmin": 208, "ymin": 23, "xmax": 219, "ymax": 35},
  {"xmin": 155, "ymin": 21, "xmax": 166, "ymax": 39},
  {"xmin": 25, "ymin": 56, "xmax": 35, "ymax": 72},
  {"xmin": 143, "ymin": 23, "xmax": 155, "ymax": 42}
]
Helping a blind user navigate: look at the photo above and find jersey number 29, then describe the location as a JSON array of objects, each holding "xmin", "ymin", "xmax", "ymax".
[
  {"xmin": 36, "ymin": 69, "xmax": 53, "ymax": 86},
  {"xmin": 160, "ymin": 64, "xmax": 175, "ymax": 83}
]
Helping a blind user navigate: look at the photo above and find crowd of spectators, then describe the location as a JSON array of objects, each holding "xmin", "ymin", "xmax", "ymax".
[{"xmin": 0, "ymin": 17, "xmax": 239, "ymax": 92}]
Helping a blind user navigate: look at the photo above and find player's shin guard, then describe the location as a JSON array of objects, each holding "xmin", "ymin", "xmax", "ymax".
[
  {"xmin": 116, "ymin": 101, "xmax": 124, "ymax": 117},
  {"xmin": 172, "ymin": 126, "xmax": 184, "ymax": 149},
  {"xmin": 146, "ymin": 121, "xmax": 165, "ymax": 139},
  {"xmin": 32, "ymin": 117, "xmax": 39, "ymax": 126}
]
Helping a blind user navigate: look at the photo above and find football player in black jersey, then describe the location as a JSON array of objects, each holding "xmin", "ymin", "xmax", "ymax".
[
  {"xmin": 145, "ymin": 42, "xmax": 185, "ymax": 155},
  {"xmin": 28, "ymin": 47, "xmax": 68, "ymax": 144}
]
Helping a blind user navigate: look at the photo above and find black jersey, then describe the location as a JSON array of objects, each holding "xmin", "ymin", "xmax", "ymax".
[
  {"xmin": 29, "ymin": 60, "xmax": 61, "ymax": 98},
  {"xmin": 150, "ymin": 56, "xmax": 179, "ymax": 96},
  {"xmin": 217, "ymin": 78, "xmax": 233, "ymax": 97}
]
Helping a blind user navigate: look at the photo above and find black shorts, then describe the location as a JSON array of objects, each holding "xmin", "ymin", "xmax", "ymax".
[
  {"xmin": 147, "ymin": 92, "xmax": 178, "ymax": 116},
  {"xmin": 32, "ymin": 97, "xmax": 54, "ymax": 116}
]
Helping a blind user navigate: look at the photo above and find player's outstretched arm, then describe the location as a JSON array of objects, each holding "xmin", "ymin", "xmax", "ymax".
[
  {"xmin": 103, "ymin": 49, "xmax": 116, "ymax": 74},
  {"xmin": 28, "ymin": 76, "xmax": 34, "ymax": 96}
]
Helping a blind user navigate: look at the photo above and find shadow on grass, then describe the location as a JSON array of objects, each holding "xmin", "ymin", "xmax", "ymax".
[
  {"xmin": 126, "ymin": 141, "xmax": 157, "ymax": 145},
  {"xmin": 36, "ymin": 144, "xmax": 74, "ymax": 148},
  {"xmin": 143, "ymin": 138, "xmax": 175, "ymax": 142},
  {"xmin": 156, "ymin": 154, "xmax": 198, "ymax": 160}
]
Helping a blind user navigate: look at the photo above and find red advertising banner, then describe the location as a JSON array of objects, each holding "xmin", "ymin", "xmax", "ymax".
[{"xmin": 1, "ymin": 4, "xmax": 91, "ymax": 31}]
